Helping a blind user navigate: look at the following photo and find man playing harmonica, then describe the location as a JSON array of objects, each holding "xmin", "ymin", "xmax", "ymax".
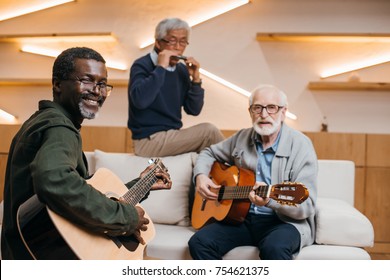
[{"xmin": 127, "ymin": 17, "xmax": 224, "ymax": 157}]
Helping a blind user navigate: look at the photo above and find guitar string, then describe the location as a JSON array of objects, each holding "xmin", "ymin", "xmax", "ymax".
[
  {"xmin": 122, "ymin": 162, "xmax": 163, "ymax": 206},
  {"xmin": 221, "ymin": 185, "xmax": 269, "ymax": 199},
  {"xmin": 221, "ymin": 184, "xmax": 304, "ymax": 202},
  {"xmin": 123, "ymin": 166, "xmax": 158, "ymax": 202},
  {"xmin": 123, "ymin": 171, "xmax": 157, "ymax": 206}
]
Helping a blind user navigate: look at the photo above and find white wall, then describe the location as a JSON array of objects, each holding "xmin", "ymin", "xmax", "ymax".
[{"xmin": 0, "ymin": 0, "xmax": 389, "ymax": 133}]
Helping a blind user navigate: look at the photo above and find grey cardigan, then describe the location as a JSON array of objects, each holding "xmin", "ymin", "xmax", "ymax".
[{"xmin": 193, "ymin": 123, "xmax": 318, "ymax": 249}]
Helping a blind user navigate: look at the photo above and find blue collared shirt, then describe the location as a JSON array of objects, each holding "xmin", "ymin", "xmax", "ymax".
[{"xmin": 249, "ymin": 129, "xmax": 282, "ymax": 215}]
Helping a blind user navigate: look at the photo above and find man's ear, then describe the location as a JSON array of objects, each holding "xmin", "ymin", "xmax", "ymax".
[
  {"xmin": 281, "ymin": 107, "xmax": 287, "ymax": 121},
  {"xmin": 52, "ymin": 78, "xmax": 61, "ymax": 94},
  {"xmin": 154, "ymin": 40, "xmax": 161, "ymax": 53}
]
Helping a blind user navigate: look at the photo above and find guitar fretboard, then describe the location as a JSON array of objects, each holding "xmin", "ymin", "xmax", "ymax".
[
  {"xmin": 121, "ymin": 163, "xmax": 161, "ymax": 206},
  {"xmin": 220, "ymin": 185, "xmax": 269, "ymax": 200}
]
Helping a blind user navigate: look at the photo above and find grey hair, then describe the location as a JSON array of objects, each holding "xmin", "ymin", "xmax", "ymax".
[
  {"xmin": 155, "ymin": 18, "xmax": 190, "ymax": 40},
  {"xmin": 249, "ymin": 84, "xmax": 288, "ymax": 107}
]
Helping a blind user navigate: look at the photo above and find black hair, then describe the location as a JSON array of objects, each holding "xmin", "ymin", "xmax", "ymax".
[{"xmin": 52, "ymin": 47, "xmax": 106, "ymax": 81}]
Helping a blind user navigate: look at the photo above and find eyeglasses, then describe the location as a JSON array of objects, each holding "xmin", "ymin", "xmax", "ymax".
[
  {"xmin": 160, "ymin": 38, "xmax": 189, "ymax": 47},
  {"xmin": 69, "ymin": 78, "xmax": 113, "ymax": 96},
  {"xmin": 249, "ymin": 104, "xmax": 284, "ymax": 114}
]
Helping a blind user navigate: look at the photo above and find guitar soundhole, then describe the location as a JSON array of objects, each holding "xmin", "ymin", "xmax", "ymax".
[
  {"xmin": 217, "ymin": 186, "xmax": 225, "ymax": 201},
  {"xmin": 111, "ymin": 235, "xmax": 140, "ymax": 252}
]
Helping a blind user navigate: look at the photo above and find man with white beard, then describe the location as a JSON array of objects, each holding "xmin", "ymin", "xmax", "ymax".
[{"xmin": 189, "ymin": 85, "xmax": 318, "ymax": 260}]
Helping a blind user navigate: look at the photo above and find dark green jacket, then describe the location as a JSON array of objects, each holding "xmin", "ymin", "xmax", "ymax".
[{"xmin": 1, "ymin": 100, "xmax": 141, "ymax": 259}]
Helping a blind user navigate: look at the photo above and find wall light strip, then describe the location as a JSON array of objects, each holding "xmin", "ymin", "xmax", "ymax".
[
  {"xmin": 0, "ymin": 109, "xmax": 18, "ymax": 123},
  {"xmin": 199, "ymin": 68, "xmax": 297, "ymax": 120},
  {"xmin": 139, "ymin": 0, "xmax": 250, "ymax": 48},
  {"xmin": 187, "ymin": 0, "xmax": 250, "ymax": 28},
  {"xmin": 200, "ymin": 68, "xmax": 251, "ymax": 97},
  {"xmin": 285, "ymin": 111, "xmax": 297, "ymax": 120},
  {"xmin": 21, "ymin": 45, "xmax": 60, "ymax": 57},
  {"xmin": 320, "ymin": 54, "xmax": 390, "ymax": 78},
  {"xmin": 0, "ymin": 0, "xmax": 75, "ymax": 22},
  {"xmin": 20, "ymin": 45, "xmax": 128, "ymax": 71}
]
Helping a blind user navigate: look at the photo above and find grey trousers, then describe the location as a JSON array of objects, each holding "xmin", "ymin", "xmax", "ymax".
[{"xmin": 133, "ymin": 123, "xmax": 225, "ymax": 157}]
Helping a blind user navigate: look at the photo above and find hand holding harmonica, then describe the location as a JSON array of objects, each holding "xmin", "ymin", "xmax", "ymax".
[{"xmin": 184, "ymin": 56, "xmax": 201, "ymax": 83}]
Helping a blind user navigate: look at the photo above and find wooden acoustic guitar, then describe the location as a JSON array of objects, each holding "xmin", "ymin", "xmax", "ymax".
[
  {"xmin": 191, "ymin": 162, "xmax": 309, "ymax": 230},
  {"xmin": 17, "ymin": 159, "xmax": 167, "ymax": 260}
]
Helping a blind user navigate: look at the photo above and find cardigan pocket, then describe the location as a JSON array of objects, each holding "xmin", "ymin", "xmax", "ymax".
[{"xmin": 232, "ymin": 147, "xmax": 244, "ymax": 167}]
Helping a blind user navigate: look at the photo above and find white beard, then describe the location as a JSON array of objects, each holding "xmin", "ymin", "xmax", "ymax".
[
  {"xmin": 253, "ymin": 114, "xmax": 282, "ymax": 136},
  {"xmin": 78, "ymin": 100, "xmax": 97, "ymax": 120}
]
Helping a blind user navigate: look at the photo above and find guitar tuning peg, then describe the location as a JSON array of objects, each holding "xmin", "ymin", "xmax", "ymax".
[{"xmin": 276, "ymin": 201, "xmax": 298, "ymax": 207}]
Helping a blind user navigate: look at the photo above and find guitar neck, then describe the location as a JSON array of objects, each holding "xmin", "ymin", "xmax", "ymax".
[
  {"xmin": 121, "ymin": 166, "xmax": 159, "ymax": 206},
  {"xmin": 220, "ymin": 185, "xmax": 270, "ymax": 200}
]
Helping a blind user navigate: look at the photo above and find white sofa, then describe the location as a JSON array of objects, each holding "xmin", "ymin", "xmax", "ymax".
[
  {"xmin": 0, "ymin": 150, "xmax": 374, "ymax": 260},
  {"xmin": 84, "ymin": 150, "xmax": 374, "ymax": 260}
]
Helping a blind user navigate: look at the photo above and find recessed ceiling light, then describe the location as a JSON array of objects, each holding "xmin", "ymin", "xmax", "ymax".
[
  {"xmin": 0, "ymin": 0, "xmax": 75, "ymax": 22},
  {"xmin": 20, "ymin": 45, "xmax": 128, "ymax": 71},
  {"xmin": 0, "ymin": 108, "xmax": 18, "ymax": 124},
  {"xmin": 320, "ymin": 54, "xmax": 390, "ymax": 78}
]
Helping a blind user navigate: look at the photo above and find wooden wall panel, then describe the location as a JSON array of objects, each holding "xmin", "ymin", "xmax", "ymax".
[
  {"xmin": 354, "ymin": 167, "xmax": 366, "ymax": 212},
  {"xmin": 125, "ymin": 129, "xmax": 134, "ymax": 153},
  {"xmin": 304, "ymin": 132, "xmax": 366, "ymax": 166},
  {"xmin": 222, "ymin": 130, "xmax": 238, "ymax": 138},
  {"xmin": 80, "ymin": 126, "xmax": 127, "ymax": 153},
  {"xmin": 0, "ymin": 124, "xmax": 21, "ymax": 153},
  {"xmin": 367, "ymin": 242, "xmax": 390, "ymax": 255},
  {"xmin": 365, "ymin": 167, "xmax": 390, "ymax": 243},
  {"xmin": 366, "ymin": 134, "xmax": 390, "ymax": 167},
  {"xmin": 1, "ymin": 125, "xmax": 19, "ymax": 201},
  {"xmin": 0, "ymin": 154, "xmax": 8, "ymax": 201}
]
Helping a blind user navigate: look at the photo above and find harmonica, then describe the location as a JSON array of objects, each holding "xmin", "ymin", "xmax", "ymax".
[{"xmin": 171, "ymin": 55, "xmax": 187, "ymax": 61}]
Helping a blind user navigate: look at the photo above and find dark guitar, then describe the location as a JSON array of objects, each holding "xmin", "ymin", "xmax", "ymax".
[
  {"xmin": 191, "ymin": 162, "xmax": 309, "ymax": 230},
  {"xmin": 17, "ymin": 159, "xmax": 167, "ymax": 260}
]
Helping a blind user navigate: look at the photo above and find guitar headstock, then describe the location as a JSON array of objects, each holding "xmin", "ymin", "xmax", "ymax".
[
  {"xmin": 269, "ymin": 182, "xmax": 309, "ymax": 206},
  {"xmin": 148, "ymin": 158, "xmax": 168, "ymax": 173}
]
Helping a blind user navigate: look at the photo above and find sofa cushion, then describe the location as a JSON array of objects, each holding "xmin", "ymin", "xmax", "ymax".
[
  {"xmin": 222, "ymin": 244, "xmax": 371, "ymax": 260},
  {"xmin": 94, "ymin": 150, "xmax": 194, "ymax": 226},
  {"xmin": 146, "ymin": 224, "xmax": 195, "ymax": 260},
  {"xmin": 296, "ymin": 244, "xmax": 371, "ymax": 260},
  {"xmin": 315, "ymin": 198, "xmax": 374, "ymax": 247}
]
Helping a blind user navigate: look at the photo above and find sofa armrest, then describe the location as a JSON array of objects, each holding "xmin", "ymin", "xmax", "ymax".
[{"xmin": 315, "ymin": 198, "xmax": 374, "ymax": 247}]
